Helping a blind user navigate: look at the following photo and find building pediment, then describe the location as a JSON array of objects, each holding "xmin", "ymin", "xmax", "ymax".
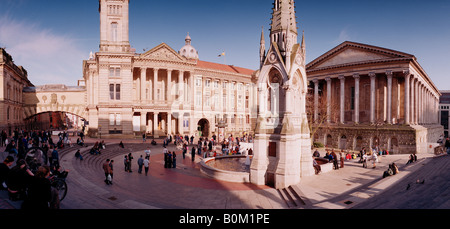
[
  {"xmin": 139, "ymin": 43, "xmax": 187, "ymax": 63},
  {"xmin": 306, "ymin": 41, "xmax": 415, "ymax": 71}
]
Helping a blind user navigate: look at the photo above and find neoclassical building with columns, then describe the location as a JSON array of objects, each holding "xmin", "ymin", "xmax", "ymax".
[
  {"xmin": 82, "ymin": 0, "xmax": 257, "ymax": 138},
  {"xmin": 307, "ymin": 41, "xmax": 443, "ymax": 154}
]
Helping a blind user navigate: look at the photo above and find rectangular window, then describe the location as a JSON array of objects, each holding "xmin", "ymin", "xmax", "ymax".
[
  {"xmin": 196, "ymin": 78, "xmax": 202, "ymax": 87},
  {"xmin": 205, "ymin": 79, "xmax": 210, "ymax": 88},
  {"xmin": 109, "ymin": 114, "xmax": 115, "ymax": 126},
  {"xmin": 223, "ymin": 94, "xmax": 227, "ymax": 110},
  {"xmin": 196, "ymin": 91, "xmax": 202, "ymax": 106},
  {"xmin": 109, "ymin": 67, "xmax": 121, "ymax": 77},
  {"xmin": 110, "ymin": 84, "xmax": 115, "ymax": 100},
  {"xmin": 109, "ymin": 113, "xmax": 122, "ymax": 126},
  {"xmin": 111, "ymin": 23, "xmax": 118, "ymax": 42},
  {"xmin": 110, "ymin": 84, "xmax": 121, "ymax": 100},
  {"xmin": 238, "ymin": 95, "xmax": 243, "ymax": 109},
  {"xmin": 245, "ymin": 96, "xmax": 249, "ymax": 109},
  {"xmin": 116, "ymin": 84, "xmax": 121, "ymax": 100},
  {"xmin": 205, "ymin": 95, "xmax": 210, "ymax": 106}
]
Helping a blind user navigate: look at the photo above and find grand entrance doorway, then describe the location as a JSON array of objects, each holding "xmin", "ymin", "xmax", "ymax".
[{"xmin": 197, "ymin": 119, "xmax": 210, "ymax": 138}]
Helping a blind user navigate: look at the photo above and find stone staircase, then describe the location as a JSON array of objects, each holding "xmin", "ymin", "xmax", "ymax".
[{"xmin": 277, "ymin": 185, "xmax": 311, "ymax": 209}]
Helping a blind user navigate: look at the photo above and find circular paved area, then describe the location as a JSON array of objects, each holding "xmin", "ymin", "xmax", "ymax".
[{"xmin": 60, "ymin": 139, "xmax": 280, "ymax": 209}]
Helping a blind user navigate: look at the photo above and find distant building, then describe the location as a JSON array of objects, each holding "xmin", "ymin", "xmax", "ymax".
[
  {"xmin": 306, "ymin": 41, "xmax": 443, "ymax": 154},
  {"xmin": 439, "ymin": 90, "xmax": 450, "ymax": 137},
  {"xmin": 81, "ymin": 0, "xmax": 257, "ymax": 138},
  {"xmin": 0, "ymin": 48, "xmax": 34, "ymax": 134}
]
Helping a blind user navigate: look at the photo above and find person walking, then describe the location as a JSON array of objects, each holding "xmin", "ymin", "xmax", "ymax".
[
  {"xmin": 167, "ymin": 151, "xmax": 173, "ymax": 168},
  {"xmin": 331, "ymin": 150, "xmax": 339, "ymax": 170},
  {"xmin": 182, "ymin": 143, "xmax": 187, "ymax": 159},
  {"xmin": 127, "ymin": 153, "xmax": 134, "ymax": 172},
  {"xmin": 137, "ymin": 155, "xmax": 144, "ymax": 174},
  {"xmin": 371, "ymin": 152, "xmax": 378, "ymax": 169},
  {"xmin": 103, "ymin": 159, "xmax": 112, "ymax": 185},
  {"xmin": 172, "ymin": 151, "xmax": 177, "ymax": 168},
  {"xmin": 191, "ymin": 146, "xmax": 196, "ymax": 162},
  {"xmin": 144, "ymin": 156, "xmax": 149, "ymax": 176},
  {"xmin": 124, "ymin": 155, "xmax": 129, "ymax": 172},
  {"xmin": 362, "ymin": 153, "xmax": 368, "ymax": 168},
  {"xmin": 109, "ymin": 160, "xmax": 114, "ymax": 184}
]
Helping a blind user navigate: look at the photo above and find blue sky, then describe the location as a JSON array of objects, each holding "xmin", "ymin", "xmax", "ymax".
[{"xmin": 1, "ymin": 0, "xmax": 449, "ymax": 90}]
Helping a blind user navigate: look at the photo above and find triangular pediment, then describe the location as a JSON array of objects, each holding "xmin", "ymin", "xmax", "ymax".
[
  {"xmin": 140, "ymin": 43, "xmax": 186, "ymax": 62},
  {"xmin": 307, "ymin": 41, "xmax": 415, "ymax": 70},
  {"xmin": 263, "ymin": 42, "xmax": 285, "ymax": 67}
]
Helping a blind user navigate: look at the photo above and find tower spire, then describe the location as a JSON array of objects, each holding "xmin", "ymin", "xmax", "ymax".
[
  {"xmin": 270, "ymin": 0, "xmax": 298, "ymax": 59},
  {"xmin": 260, "ymin": 26, "xmax": 266, "ymax": 68}
]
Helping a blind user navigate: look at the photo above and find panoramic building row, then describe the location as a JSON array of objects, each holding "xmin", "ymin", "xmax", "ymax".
[{"xmin": 1, "ymin": 0, "xmax": 443, "ymax": 158}]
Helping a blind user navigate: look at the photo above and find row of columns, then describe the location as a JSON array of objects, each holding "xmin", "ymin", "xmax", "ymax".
[
  {"xmin": 139, "ymin": 68, "xmax": 191, "ymax": 103},
  {"xmin": 139, "ymin": 111, "xmax": 187, "ymax": 135},
  {"xmin": 312, "ymin": 70, "xmax": 439, "ymax": 125},
  {"xmin": 404, "ymin": 71, "xmax": 440, "ymax": 125}
]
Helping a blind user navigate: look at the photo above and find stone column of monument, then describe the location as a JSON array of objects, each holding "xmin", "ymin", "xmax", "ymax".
[{"xmin": 250, "ymin": 0, "xmax": 313, "ymax": 189}]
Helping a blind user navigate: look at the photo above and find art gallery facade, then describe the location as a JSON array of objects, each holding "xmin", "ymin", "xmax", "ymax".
[
  {"xmin": 306, "ymin": 41, "xmax": 443, "ymax": 154},
  {"xmin": 81, "ymin": 0, "xmax": 257, "ymax": 139}
]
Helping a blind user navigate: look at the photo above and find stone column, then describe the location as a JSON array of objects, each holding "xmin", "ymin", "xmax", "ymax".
[
  {"xmin": 153, "ymin": 68, "xmax": 159, "ymax": 101},
  {"xmin": 141, "ymin": 68, "xmax": 147, "ymax": 101},
  {"xmin": 411, "ymin": 78, "xmax": 417, "ymax": 125},
  {"xmin": 418, "ymin": 84, "xmax": 422, "ymax": 124},
  {"xmin": 178, "ymin": 112, "xmax": 184, "ymax": 135},
  {"xmin": 325, "ymin": 77, "xmax": 332, "ymax": 124},
  {"xmin": 404, "ymin": 71, "xmax": 410, "ymax": 124},
  {"xmin": 369, "ymin": 72, "xmax": 376, "ymax": 124},
  {"xmin": 386, "ymin": 71, "xmax": 393, "ymax": 124},
  {"xmin": 339, "ymin": 75, "xmax": 345, "ymax": 124},
  {"xmin": 167, "ymin": 112, "xmax": 172, "ymax": 135},
  {"xmin": 414, "ymin": 79, "xmax": 420, "ymax": 124},
  {"xmin": 353, "ymin": 74, "xmax": 360, "ymax": 124},
  {"xmin": 179, "ymin": 71, "xmax": 184, "ymax": 102},
  {"xmin": 154, "ymin": 112, "xmax": 159, "ymax": 137},
  {"xmin": 313, "ymin": 79, "xmax": 319, "ymax": 123},
  {"xmin": 189, "ymin": 72, "xmax": 194, "ymax": 104},
  {"xmin": 167, "ymin": 69, "xmax": 172, "ymax": 102},
  {"xmin": 140, "ymin": 112, "xmax": 147, "ymax": 132}
]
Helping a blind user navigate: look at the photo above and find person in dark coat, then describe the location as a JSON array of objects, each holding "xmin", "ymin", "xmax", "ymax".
[
  {"xmin": 6, "ymin": 159, "xmax": 34, "ymax": 200},
  {"xmin": 21, "ymin": 166, "xmax": 51, "ymax": 209},
  {"xmin": 0, "ymin": 156, "xmax": 14, "ymax": 190},
  {"xmin": 191, "ymin": 146, "xmax": 196, "ymax": 162}
]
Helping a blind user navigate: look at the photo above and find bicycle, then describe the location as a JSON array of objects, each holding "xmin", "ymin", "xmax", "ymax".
[{"xmin": 49, "ymin": 171, "xmax": 68, "ymax": 202}]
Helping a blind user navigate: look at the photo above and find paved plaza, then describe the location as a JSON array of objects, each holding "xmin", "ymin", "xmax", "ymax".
[{"xmin": 1, "ymin": 137, "xmax": 449, "ymax": 210}]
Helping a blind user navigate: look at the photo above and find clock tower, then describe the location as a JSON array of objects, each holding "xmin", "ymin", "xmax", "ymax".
[{"xmin": 99, "ymin": 0, "xmax": 131, "ymax": 53}]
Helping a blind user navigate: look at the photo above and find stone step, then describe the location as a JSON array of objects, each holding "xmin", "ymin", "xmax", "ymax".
[{"xmin": 278, "ymin": 185, "xmax": 310, "ymax": 208}]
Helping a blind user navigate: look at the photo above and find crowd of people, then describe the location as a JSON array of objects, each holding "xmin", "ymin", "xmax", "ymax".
[
  {"xmin": 312, "ymin": 144, "xmax": 424, "ymax": 179},
  {"xmin": 0, "ymin": 128, "xmax": 73, "ymax": 209},
  {"xmin": 99, "ymin": 133, "xmax": 255, "ymax": 185}
]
